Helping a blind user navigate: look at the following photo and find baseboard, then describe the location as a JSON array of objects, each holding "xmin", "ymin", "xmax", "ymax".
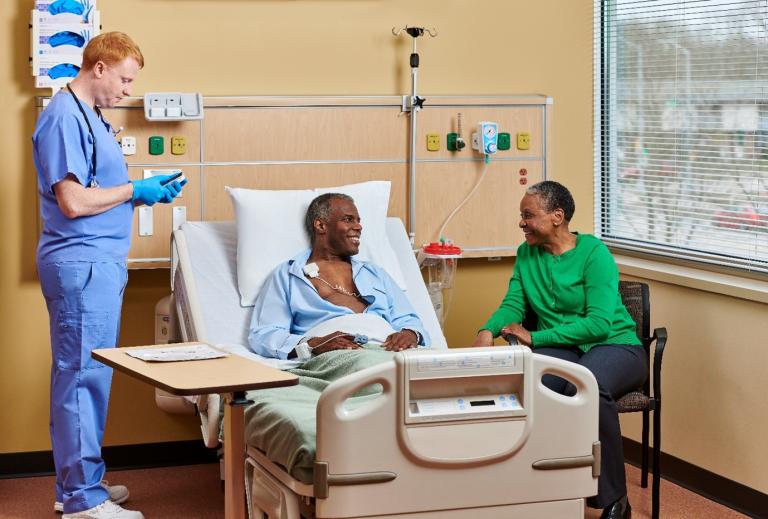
[
  {"xmin": 0, "ymin": 440, "xmax": 218, "ymax": 479},
  {"xmin": 623, "ymin": 437, "xmax": 767, "ymax": 518}
]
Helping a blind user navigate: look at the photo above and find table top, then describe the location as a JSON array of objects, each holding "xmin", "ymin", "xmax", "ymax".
[{"xmin": 93, "ymin": 342, "xmax": 298, "ymax": 396}]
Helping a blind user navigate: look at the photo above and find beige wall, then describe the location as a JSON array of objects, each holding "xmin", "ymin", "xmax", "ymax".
[{"xmin": 2, "ymin": 0, "xmax": 765, "ymax": 496}]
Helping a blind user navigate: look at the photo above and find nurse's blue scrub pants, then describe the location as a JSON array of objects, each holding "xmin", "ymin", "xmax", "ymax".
[{"xmin": 38, "ymin": 262, "xmax": 128, "ymax": 514}]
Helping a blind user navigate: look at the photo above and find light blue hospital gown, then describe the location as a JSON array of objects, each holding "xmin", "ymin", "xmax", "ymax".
[
  {"xmin": 33, "ymin": 90, "xmax": 132, "ymax": 514},
  {"xmin": 248, "ymin": 249, "xmax": 430, "ymax": 359}
]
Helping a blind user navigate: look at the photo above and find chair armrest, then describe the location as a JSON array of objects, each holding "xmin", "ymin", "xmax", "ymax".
[{"xmin": 651, "ymin": 327, "xmax": 668, "ymax": 401}]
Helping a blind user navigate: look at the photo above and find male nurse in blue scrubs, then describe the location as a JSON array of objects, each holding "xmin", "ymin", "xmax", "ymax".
[{"xmin": 32, "ymin": 32, "xmax": 184, "ymax": 519}]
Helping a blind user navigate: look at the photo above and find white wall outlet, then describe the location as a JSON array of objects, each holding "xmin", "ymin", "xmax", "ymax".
[
  {"xmin": 121, "ymin": 136, "xmax": 136, "ymax": 155},
  {"xmin": 138, "ymin": 206, "xmax": 153, "ymax": 236},
  {"xmin": 172, "ymin": 206, "xmax": 187, "ymax": 230}
]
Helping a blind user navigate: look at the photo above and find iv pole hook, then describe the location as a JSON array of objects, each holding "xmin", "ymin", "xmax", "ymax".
[{"xmin": 392, "ymin": 26, "xmax": 438, "ymax": 38}]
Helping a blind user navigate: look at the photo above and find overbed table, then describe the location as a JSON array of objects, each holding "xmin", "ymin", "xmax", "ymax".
[{"xmin": 93, "ymin": 343, "xmax": 299, "ymax": 519}]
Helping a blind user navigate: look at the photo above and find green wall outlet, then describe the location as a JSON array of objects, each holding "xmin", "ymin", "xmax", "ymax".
[
  {"xmin": 149, "ymin": 136, "xmax": 164, "ymax": 155},
  {"xmin": 498, "ymin": 132, "xmax": 511, "ymax": 151}
]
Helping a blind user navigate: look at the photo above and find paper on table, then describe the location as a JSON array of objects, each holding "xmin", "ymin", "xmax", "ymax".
[{"xmin": 125, "ymin": 344, "xmax": 229, "ymax": 362}]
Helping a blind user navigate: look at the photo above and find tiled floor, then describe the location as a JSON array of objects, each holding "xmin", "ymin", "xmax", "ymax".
[
  {"xmin": 585, "ymin": 464, "xmax": 749, "ymax": 519},
  {"xmin": 0, "ymin": 462, "xmax": 750, "ymax": 518}
]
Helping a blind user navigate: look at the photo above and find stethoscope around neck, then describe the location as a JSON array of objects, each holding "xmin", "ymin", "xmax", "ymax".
[{"xmin": 66, "ymin": 83, "xmax": 121, "ymax": 188}]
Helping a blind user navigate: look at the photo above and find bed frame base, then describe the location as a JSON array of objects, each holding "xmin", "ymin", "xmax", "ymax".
[{"xmin": 245, "ymin": 456, "xmax": 584, "ymax": 519}]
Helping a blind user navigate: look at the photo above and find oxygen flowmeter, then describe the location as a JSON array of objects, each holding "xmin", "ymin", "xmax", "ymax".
[
  {"xmin": 472, "ymin": 121, "xmax": 499, "ymax": 155},
  {"xmin": 418, "ymin": 240, "xmax": 462, "ymax": 327}
]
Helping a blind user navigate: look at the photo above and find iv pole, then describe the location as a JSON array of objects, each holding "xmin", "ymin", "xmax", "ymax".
[{"xmin": 392, "ymin": 26, "xmax": 437, "ymax": 244}]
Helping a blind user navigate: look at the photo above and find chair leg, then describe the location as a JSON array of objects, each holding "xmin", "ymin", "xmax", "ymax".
[
  {"xmin": 641, "ymin": 408, "xmax": 649, "ymax": 488},
  {"xmin": 652, "ymin": 403, "xmax": 661, "ymax": 519}
]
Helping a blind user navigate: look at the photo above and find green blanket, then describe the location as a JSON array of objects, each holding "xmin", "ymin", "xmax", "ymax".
[{"xmin": 242, "ymin": 345, "xmax": 394, "ymax": 483}]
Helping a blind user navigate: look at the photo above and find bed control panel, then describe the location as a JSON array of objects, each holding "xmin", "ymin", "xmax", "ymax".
[
  {"xmin": 408, "ymin": 393, "xmax": 522, "ymax": 422},
  {"xmin": 400, "ymin": 346, "xmax": 529, "ymax": 424}
]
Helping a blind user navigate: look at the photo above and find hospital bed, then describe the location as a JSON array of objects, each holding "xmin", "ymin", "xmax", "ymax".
[{"xmin": 161, "ymin": 218, "xmax": 601, "ymax": 519}]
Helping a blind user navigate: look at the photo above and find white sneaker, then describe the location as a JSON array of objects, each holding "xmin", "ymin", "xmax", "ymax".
[
  {"xmin": 62, "ymin": 500, "xmax": 144, "ymax": 519},
  {"xmin": 55, "ymin": 481, "xmax": 130, "ymax": 513}
]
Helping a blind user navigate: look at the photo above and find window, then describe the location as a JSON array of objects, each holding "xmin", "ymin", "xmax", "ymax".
[{"xmin": 595, "ymin": 0, "xmax": 768, "ymax": 273}]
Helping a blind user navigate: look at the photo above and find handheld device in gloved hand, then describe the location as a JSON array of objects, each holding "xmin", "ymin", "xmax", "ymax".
[
  {"xmin": 131, "ymin": 173, "xmax": 187, "ymax": 206},
  {"xmin": 158, "ymin": 173, "xmax": 187, "ymax": 203},
  {"xmin": 161, "ymin": 171, "xmax": 187, "ymax": 185}
]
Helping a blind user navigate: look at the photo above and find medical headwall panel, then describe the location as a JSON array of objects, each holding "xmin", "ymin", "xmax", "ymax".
[
  {"xmin": 36, "ymin": 95, "xmax": 549, "ymax": 266},
  {"xmin": 202, "ymin": 164, "xmax": 407, "ymax": 222},
  {"xmin": 204, "ymin": 105, "xmax": 407, "ymax": 163}
]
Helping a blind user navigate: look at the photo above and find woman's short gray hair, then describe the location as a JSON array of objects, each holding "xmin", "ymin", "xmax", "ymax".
[
  {"xmin": 526, "ymin": 181, "xmax": 575, "ymax": 221},
  {"xmin": 305, "ymin": 193, "xmax": 354, "ymax": 242}
]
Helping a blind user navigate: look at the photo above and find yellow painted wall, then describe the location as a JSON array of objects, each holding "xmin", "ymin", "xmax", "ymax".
[
  {"xmin": 616, "ymin": 277, "xmax": 768, "ymax": 492},
  {"xmin": 2, "ymin": 0, "xmax": 766, "ymax": 496}
]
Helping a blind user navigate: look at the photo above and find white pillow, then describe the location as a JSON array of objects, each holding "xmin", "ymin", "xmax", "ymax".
[{"xmin": 227, "ymin": 181, "xmax": 407, "ymax": 307}]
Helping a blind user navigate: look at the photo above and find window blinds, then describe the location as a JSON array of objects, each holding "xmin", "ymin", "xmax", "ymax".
[{"xmin": 595, "ymin": 0, "xmax": 768, "ymax": 272}]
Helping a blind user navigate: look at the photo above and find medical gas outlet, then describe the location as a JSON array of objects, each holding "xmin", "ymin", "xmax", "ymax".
[
  {"xmin": 426, "ymin": 133, "xmax": 440, "ymax": 151},
  {"xmin": 472, "ymin": 121, "xmax": 498, "ymax": 155},
  {"xmin": 516, "ymin": 132, "xmax": 531, "ymax": 150},
  {"xmin": 120, "ymin": 136, "xmax": 136, "ymax": 156},
  {"xmin": 171, "ymin": 136, "xmax": 187, "ymax": 155},
  {"xmin": 447, "ymin": 112, "xmax": 468, "ymax": 152}
]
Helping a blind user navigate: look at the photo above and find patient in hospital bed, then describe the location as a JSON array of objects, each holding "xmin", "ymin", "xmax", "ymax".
[
  {"xmin": 241, "ymin": 193, "xmax": 430, "ymax": 482},
  {"xmin": 248, "ymin": 192, "xmax": 430, "ymax": 361}
]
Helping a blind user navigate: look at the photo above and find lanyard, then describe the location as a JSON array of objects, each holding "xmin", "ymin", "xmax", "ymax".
[{"xmin": 66, "ymin": 84, "xmax": 101, "ymax": 188}]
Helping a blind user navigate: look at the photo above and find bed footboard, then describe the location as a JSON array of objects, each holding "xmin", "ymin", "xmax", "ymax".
[{"xmin": 314, "ymin": 346, "xmax": 599, "ymax": 518}]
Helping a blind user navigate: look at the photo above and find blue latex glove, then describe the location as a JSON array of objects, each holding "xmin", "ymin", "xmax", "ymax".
[
  {"xmin": 49, "ymin": 31, "xmax": 86, "ymax": 49},
  {"xmin": 48, "ymin": 0, "xmax": 85, "ymax": 15},
  {"xmin": 48, "ymin": 63, "xmax": 80, "ymax": 80},
  {"xmin": 131, "ymin": 175, "xmax": 185, "ymax": 206}
]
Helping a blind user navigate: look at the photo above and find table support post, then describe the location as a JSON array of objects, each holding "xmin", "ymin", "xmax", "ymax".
[{"xmin": 224, "ymin": 391, "xmax": 249, "ymax": 519}]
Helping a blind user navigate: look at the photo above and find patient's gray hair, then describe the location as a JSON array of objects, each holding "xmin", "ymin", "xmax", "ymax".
[
  {"xmin": 526, "ymin": 181, "xmax": 575, "ymax": 222},
  {"xmin": 305, "ymin": 193, "xmax": 355, "ymax": 243}
]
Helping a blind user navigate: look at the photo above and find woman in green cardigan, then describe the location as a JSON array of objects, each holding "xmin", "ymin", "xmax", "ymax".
[{"xmin": 473, "ymin": 181, "xmax": 646, "ymax": 519}]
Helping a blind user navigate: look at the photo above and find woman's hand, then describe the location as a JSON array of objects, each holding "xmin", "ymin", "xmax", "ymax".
[
  {"xmin": 472, "ymin": 330, "xmax": 494, "ymax": 347},
  {"xmin": 500, "ymin": 323, "xmax": 532, "ymax": 346}
]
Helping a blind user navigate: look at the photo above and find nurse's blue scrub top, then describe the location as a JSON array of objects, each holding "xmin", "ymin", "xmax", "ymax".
[{"xmin": 33, "ymin": 91, "xmax": 133, "ymax": 263}]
